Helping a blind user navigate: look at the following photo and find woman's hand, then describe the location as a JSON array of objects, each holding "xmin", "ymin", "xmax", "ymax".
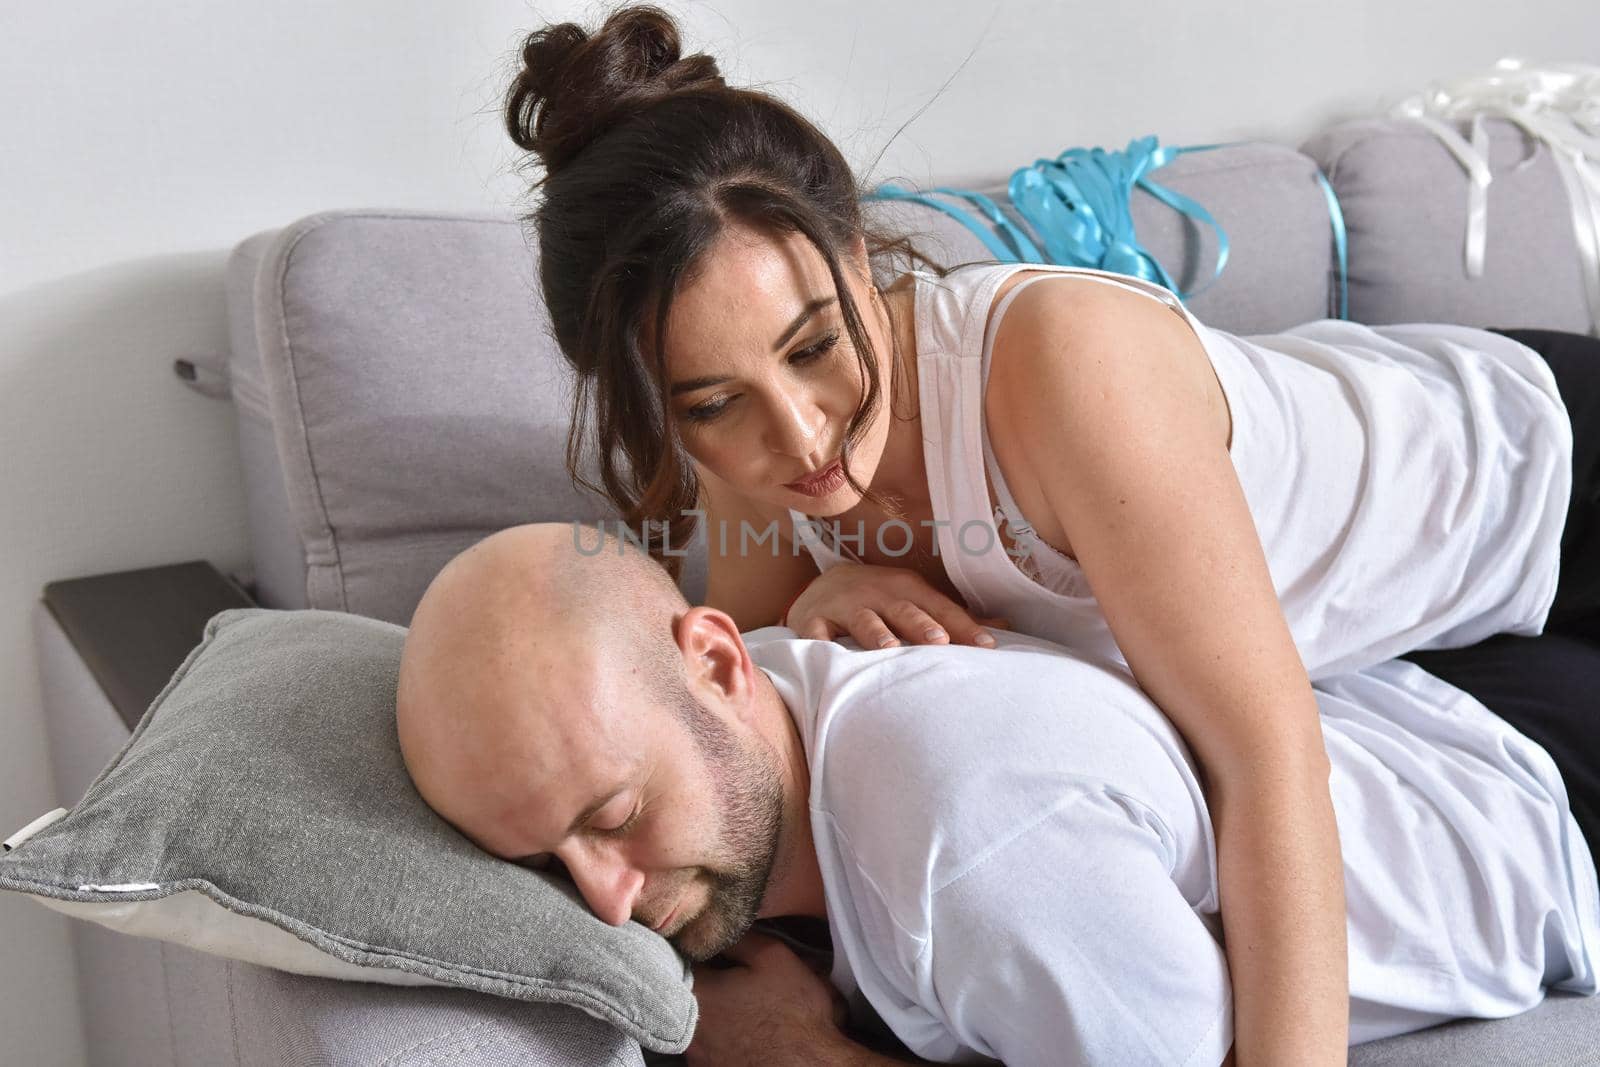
[{"xmin": 786, "ymin": 562, "xmax": 1005, "ymax": 649}]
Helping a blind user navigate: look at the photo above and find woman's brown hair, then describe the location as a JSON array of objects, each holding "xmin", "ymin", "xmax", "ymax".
[{"xmin": 503, "ymin": 3, "xmax": 949, "ymax": 577}]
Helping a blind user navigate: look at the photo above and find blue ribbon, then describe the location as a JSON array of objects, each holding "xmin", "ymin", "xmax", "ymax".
[
  {"xmin": 1311, "ymin": 167, "xmax": 1349, "ymax": 321},
  {"xmin": 867, "ymin": 134, "xmax": 1350, "ymax": 320}
]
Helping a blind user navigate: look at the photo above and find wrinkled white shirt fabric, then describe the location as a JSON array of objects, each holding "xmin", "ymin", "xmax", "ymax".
[{"xmin": 747, "ymin": 627, "xmax": 1600, "ymax": 1066}]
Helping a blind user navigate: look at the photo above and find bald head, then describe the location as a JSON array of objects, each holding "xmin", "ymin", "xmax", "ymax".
[
  {"xmin": 395, "ymin": 522, "xmax": 687, "ymax": 840},
  {"xmin": 394, "ymin": 522, "xmax": 818, "ymax": 952}
]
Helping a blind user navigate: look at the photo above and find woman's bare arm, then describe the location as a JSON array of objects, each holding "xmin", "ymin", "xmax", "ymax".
[
  {"xmin": 988, "ymin": 283, "xmax": 1348, "ymax": 1067},
  {"xmin": 699, "ymin": 475, "xmax": 821, "ymax": 630}
]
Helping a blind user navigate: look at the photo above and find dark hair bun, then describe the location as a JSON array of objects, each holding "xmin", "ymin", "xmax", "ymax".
[{"xmin": 505, "ymin": 4, "xmax": 725, "ymax": 176}]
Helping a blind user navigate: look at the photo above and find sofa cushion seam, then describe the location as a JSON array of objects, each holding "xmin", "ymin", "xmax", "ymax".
[{"xmin": 271, "ymin": 215, "xmax": 350, "ymax": 610}]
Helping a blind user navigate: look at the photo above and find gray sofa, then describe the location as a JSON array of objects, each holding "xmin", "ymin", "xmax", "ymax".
[{"xmin": 33, "ymin": 115, "xmax": 1600, "ymax": 1065}]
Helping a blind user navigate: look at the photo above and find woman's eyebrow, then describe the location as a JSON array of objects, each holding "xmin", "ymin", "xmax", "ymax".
[
  {"xmin": 668, "ymin": 295, "xmax": 837, "ymax": 397},
  {"xmin": 770, "ymin": 296, "xmax": 836, "ymax": 351},
  {"xmin": 670, "ymin": 374, "xmax": 730, "ymax": 397}
]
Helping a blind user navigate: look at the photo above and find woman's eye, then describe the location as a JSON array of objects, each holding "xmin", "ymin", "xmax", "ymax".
[
  {"xmin": 679, "ymin": 331, "xmax": 838, "ymax": 424},
  {"xmin": 791, "ymin": 330, "xmax": 841, "ymax": 366},
  {"xmin": 683, "ymin": 396, "xmax": 730, "ymax": 423}
]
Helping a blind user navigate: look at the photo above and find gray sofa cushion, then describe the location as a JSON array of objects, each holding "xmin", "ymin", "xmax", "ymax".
[
  {"xmin": 164, "ymin": 946, "xmax": 647, "ymax": 1067},
  {"xmin": 1348, "ymin": 990, "xmax": 1600, "ymax": 1066},
  {"xmin": 0, "ymin": 606, "xmax": 696, "ymax": 1055},
  {"xmin": 229, "ymin": 210, "xmax": 648, "ymax": 624},
  {"xmin": 863, "ymin": 138, "xmax": 1343, "ymax": 333},
  {"xmin": 1299, "ymin": 115, "xmax": 1595, "ymax": 332}
]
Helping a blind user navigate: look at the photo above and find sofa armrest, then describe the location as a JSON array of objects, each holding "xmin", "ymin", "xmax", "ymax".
[
  {"xmin": 160, "ymin": 943, "xmax": 646, "ymax": 1067},
  {"xmin": 41, "ymin": 560, "xmax": 255, "ymax": 733}
]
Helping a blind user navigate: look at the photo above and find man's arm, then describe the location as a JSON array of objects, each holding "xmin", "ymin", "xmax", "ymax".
[
  {"xmin": 923, "ymin": 789, "xmax": 1235, "ymax": 1067},
  {"xmin": 794, "ymin": 1035, "xmax": 928, "ymax": 1066},
  {"xmin": 808, "ymin": 1027, "xmax": 1237, "ymax": 1066},
  {"xmin": 688, "ymin": 931, "xmax": 937, "ymax": 1067}
]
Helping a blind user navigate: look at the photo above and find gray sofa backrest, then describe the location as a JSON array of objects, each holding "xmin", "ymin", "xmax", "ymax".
[{"xmin": 220, "ymin": 117, "xmax": 1591, "ymax": 626}]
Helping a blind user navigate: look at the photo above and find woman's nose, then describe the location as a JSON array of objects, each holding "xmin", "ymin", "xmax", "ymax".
[
  {"xmin": 763, "ymin": 388, "xmax": 826, "ymax": 459},
  {"xmin": 565, "ymin": 848, "xmax": 644, "ymax": 927}
]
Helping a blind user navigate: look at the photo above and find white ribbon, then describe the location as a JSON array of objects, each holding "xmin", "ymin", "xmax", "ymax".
[{"xmin": 1389, "ymin": 57, "xmax": 1600, "ymax": 336}]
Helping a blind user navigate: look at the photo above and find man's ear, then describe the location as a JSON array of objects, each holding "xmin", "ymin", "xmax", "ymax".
[{"xmin": 675, "ymin": 605, "xmax": 756, "ymax": 711}]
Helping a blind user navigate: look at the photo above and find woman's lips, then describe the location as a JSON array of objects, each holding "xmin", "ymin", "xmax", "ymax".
[{"xmin": 786, "ymin": 458, "xmax": 846, "ymax": 497}]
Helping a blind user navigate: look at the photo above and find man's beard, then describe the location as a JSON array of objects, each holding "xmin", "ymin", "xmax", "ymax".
[{"xmin": 668, "ymin": 696, "xmax": 787, "ymax": 963}]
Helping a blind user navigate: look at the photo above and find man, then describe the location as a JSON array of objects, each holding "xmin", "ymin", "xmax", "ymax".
[{"xmin": 395, "ymin": 523, "xmax": 1600, "ymax": 1066}]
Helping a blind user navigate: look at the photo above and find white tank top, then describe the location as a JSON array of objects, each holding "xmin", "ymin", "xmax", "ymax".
[{"xmin": 791, "ymin": 262, "xmax": 1573, "ymax": 679}]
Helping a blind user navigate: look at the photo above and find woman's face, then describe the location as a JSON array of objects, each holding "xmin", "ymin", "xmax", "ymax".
[{"xmin": 655, "ymin": 224, "xmax": 895, "ymax": 517}]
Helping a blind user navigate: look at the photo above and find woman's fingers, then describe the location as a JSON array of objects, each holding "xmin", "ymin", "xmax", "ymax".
[
  {"xmin": 955, "ymin": 623, "xmax": 999, "ymax": 648},
  {"xmin": 876, "ymin": 585, "xmax": 997, "ymax": 649},
  {"xmin": 786, "ymin": 565, "xmax": 1004, "ymax": 650},
  {"xmin": 880, "ymin": 600, "xmax": 951, "ymax": 645},
  {"xmin": 794, "ymin": 616, "xmax": 835, "ymax": 642},
  {"xmin": 910, "ymin": 597, "xmax": 998, "ymax": 649},
  {"xmin": 847, "ymin": 606, "xmax": 901, "ymax": 650}
]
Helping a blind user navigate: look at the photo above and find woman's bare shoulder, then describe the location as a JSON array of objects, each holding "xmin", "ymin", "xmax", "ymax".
[
  {"xmin": 980, "ymin": 273, "xmax": 1229, "ymax": 557},
  {"xmin": 986, "ymin": 270, "xmax": 1189, "ymax": 357},
  {"xmin": 984, "ymin": 273, "xmax": 1225, "ymax": 443}
]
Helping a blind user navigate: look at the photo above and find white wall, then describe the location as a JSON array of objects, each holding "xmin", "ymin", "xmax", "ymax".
[{"xmin": 2, "ymin": 1, "xmax": 1594, "ymax": 1061}]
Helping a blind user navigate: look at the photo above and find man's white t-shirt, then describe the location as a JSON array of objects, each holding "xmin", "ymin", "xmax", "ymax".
[{"xmin": 745, "ymin": 627, "xmax": 1600, "ymax": 1066}]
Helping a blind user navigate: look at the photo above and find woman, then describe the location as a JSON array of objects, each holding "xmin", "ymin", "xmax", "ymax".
[{"xmin": 503, "ymin": 6, "xmax": 1600, "ymax": 1063}]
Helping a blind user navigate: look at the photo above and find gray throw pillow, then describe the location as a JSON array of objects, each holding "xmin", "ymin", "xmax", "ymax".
[{"xmin": 0, "ymin": 607, "xmax": 695, "ymax": 1054}]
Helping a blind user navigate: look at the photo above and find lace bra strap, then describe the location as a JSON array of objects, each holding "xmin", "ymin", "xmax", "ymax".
[{"xmin": 981, "ymin": 425, "xmax": 1039, "ymax": 545}]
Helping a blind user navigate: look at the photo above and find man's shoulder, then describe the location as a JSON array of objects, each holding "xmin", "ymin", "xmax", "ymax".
[
  {"xmin": 797, "ymin": 639, "xmax": 1144, "ymax": 859},
  {"xmin": 753, "ymin": 629, "xmax": 1181, "ymax": 807},
  {"xmin": 758, "ymin": 631, "xmax": 1214, "ymax": 905}
]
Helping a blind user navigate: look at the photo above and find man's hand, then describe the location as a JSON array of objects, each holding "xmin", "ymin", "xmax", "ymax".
[{"xmin": 685, "ymin": 930, "xmax": 848, "ymax": 1067}]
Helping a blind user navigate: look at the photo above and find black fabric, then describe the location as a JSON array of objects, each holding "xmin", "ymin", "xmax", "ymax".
[{"xmin": 1487, "ymin": 327, "xmax": 1600, "ymax": 646}]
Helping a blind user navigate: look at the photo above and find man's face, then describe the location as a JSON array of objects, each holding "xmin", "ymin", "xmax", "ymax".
[
  {"xmin": 440, "ymin": 675, "xmax": 787, "ymax": 964},
  {"xmin": 639, "ymin": 695, "xmax": 787, "ymax": 961}
]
